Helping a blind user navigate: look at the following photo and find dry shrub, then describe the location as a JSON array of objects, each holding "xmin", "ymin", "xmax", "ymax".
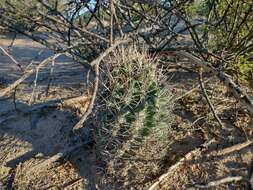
[{"xmin": 96, "ymin": 45, "xmax": 173, "ymax": 188}]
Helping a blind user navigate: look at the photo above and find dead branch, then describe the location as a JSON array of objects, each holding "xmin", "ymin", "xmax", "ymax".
[
  {"xmin": 248, "ymin": 159, "xmax": 253, "ymax": 190},
  {"xmin": 188, "ymin": 176, "xmax": 246, "ymax": 189},
  {"xmin": 175, "ymin": 77, "xmax": 212, "ymax": 101},
  {"xmin": 25, "ymin": 49, "xmax": 44, "ymax": 70},
  {"xmin": 177, "ymin": 51, "xmax": 253, "ymax": 115},
  {"xmin": 29, "ymin": 53, "xmax": 59, "ymax": 105},
  {"xmin": 45, "ymin": 56, "xmax": 56, "ymax": 96},
  {"xmin": 198, "ymin": 68, "xmax": 225, "ymax": 128},
  {"xmin": 73, "ymin": 38, "xmax": 131, "ymax": 130},
  {"xmin": 61, "ymin": 178, "xmax": 83, "ymax": 189},
  {"xmin": 0, "ymin": 54, "xmax": 62, "ymax": 98},
  {"xmin": 24, "ymin": 142, "xmax": 88, "ymax": 176},
  {"xmin": 110, "ymin": 0, "xmax": 114, "ymax": 45},
  {"xmin": 0, "ymin": 115, "xmax": 17, "ymax": 125},
  {"xmin": 148, "ymin": 138, "xmax": 216, "ymax": 190},
  {"xmin": 90, "ymin": 38, "xmax": 131, "ymax": 67},
  {"xmin": 0, "ymin": 96, "xmax": 90, "ymax": 126},
  {"xmin": 215, "ymin": 140, "xmax": 253, "ymax": 156},
  {"xmin": 186, "ymin": 141, "xmax": 253, "ymax": 189},
  {"xmin": 30, "ymin": 95, "xmax": 90, "ymax": 113},
  {"xmin": 0, "ymin": 69, "xmax": 33, "ymax": 98},
  {"xmin": 72, "ymin": 64, "xmax": 99, "ymax": 131},
  {"xmin": 0, "ymin": 46, "xmax": 23, "ymax": 71}
]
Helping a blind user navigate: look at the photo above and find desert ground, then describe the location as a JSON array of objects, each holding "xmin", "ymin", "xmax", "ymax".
[{"xmin": 0, "ymin": 34, "xmax": 253, "ymax": 189}]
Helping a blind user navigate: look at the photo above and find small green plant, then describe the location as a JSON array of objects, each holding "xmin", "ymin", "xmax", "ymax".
[
  {"xmin": 184, "ymin": 0, "xmax": 209, "ymax": 17},
  {"xmin": 227, "ymin": 54, "xmax": 253, "ymax": 80}
]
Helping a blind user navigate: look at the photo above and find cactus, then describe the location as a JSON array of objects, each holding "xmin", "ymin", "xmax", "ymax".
[{"xmin": 97, "ymin": 46, "xmax": 172, "ymax": 158}]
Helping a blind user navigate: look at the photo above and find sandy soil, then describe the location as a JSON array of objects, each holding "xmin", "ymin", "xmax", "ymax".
[{"xmin": 0, "ymin": 35, "xmax": 99, "ymax": 189}]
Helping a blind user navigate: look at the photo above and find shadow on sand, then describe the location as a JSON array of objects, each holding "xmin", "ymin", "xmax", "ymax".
[
  {"xmin": 0, "ymin": 98, "xmax": 98, "ymax": 189},
  {"xmin": 0, "ymin": 35, "xmax": 98, "ymax": 189}
]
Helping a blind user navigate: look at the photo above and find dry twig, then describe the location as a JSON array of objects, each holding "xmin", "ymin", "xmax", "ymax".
[
  {"xmin": 177, "ymin": 51, "xmax": 253, "ymax": 115},
  {"xmin": 0, "ymin": 46, "xmax": 23, "ymax": 71},
  {"xmin": 148, "ymin": 138, "xmax": 216, "ymax": 190},
  {"xmin": 0, "ymin": 69, "xmax": 33, "ymax": 98},
  {"xmin": 73, "ymin": 38, "xmax": 130, "ymax": 130},
  {"xmin": 198, "ymin": 68, "xmax": 225, "ymax": 128},
  {"xmin": 174, "ymin": 77, "xmax": 212, "ymax": 101},
  {"xmin": 0, "ymin": 54, "xmax": 62, "ymax": 98},
  {"xmin": 215, "ymin": 140, "xmax": 253, "ymax": 156},
  {"xmin": 188, "ymin": 176, "xmax": 246, "ymax": 189},
  {"xmin": 24, "ymin": 142, "xmax": 87, "ymax": 176}
]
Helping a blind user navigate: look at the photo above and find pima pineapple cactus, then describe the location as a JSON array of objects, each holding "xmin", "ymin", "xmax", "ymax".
[
  {"xmin": 95, "ymin": 46, "xmax": 173, "ymax": 188},
  {"xmin": 97, "ymin": 46, "xmax": 172, "ymax": 157}
]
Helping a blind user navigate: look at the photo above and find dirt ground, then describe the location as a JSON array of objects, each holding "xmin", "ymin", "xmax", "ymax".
[
  {"xmin": 0, "ymin": 34, "xmax": 99, "ymax": 190},
  {"xmin": 0, "ymin": 34, "xmax": 253, "ymax": 190}
]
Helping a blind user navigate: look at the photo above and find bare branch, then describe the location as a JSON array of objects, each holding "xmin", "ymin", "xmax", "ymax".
[
  {"xmin": 148, "ymin": 138, "xmax": 216, "ymax": 190},
  {"xmin": 0, "ymin": 54, "xmax": 62, "ymax": 98},
  {"xmin": 199, "ymin": 68, "xmax": 225, "ymax": 129},
  {"xmin": 73, "ymin": 38, "xmax": 130, "ymax": 130},
  {"xmin": 188, "ymin": 176, "xmax": 246, "ymax": 189},
  {"xmin": 0, "ymin": 46, "xmax": 24, "ymax": 72},
  {"xmin": 177, "ymin": 51, "xmax": 253, "ymax": 115}
]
